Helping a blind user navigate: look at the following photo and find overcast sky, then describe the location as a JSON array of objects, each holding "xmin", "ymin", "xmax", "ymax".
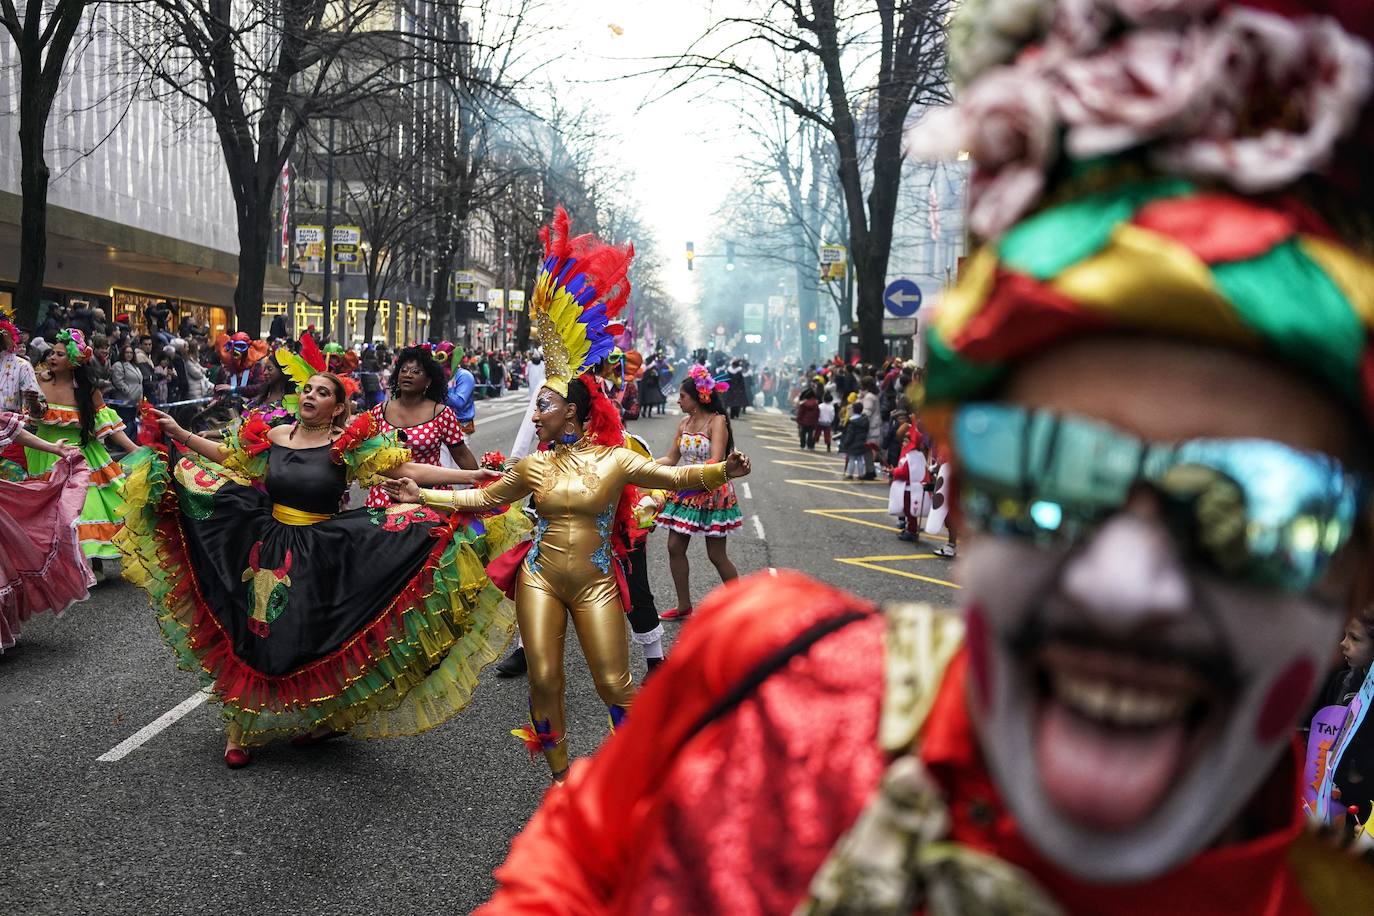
[{"xmin": 545, "ymin": 1, "xmax": 751, "ymax": 303}]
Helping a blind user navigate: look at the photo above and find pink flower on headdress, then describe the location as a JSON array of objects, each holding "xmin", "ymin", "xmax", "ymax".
[
  {"xmin": 1111, "ymin": 0, "xmax": 1218, "ymax": 25},
  {"xmin": 687, "ymin": 364, "xmax": 728, "ymax": 403},
  {"xmin": 1055, "ymin": 25, "xmax": 1225, "ymax": 158},
  {"xmin": 1155, "ymin": 10, "xmax": 1374, "ymax": 192},
  {"xmin": 912, "ymin": 68, "xmax": 1059, "ymax": 238}
]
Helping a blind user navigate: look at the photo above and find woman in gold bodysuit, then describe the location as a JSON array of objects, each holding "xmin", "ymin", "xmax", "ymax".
[
  {"xmin": 386, "ymin": 206, "xmax": 753, "ymax": 781},
  {"xmin": 389, "ymin": 376, "xmax": 750, "ymax": 779}
]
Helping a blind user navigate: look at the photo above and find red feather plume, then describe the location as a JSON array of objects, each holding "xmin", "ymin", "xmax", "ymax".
[{"xmin": 299, "ymin": 333, "xmax": 327, "ymax": 374}]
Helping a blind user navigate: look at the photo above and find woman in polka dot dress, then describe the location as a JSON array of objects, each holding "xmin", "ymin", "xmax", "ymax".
[{"xmin": 366, "ymin": 347, "xmax": 478, "ymax": 508}]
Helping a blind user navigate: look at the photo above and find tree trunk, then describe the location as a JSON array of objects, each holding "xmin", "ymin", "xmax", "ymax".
[
  {"xmin": 233, "ymin": 201, "xmax": 273, "ymax": 336},
  {"xmin": 15, "ymin": 63, "xmax": 52, "ymax": 330}
]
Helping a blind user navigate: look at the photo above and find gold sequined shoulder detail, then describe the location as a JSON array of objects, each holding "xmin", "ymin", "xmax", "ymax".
[{"xmin": 880, "ymin": 602, "xmax": 966, "ymax": 755}]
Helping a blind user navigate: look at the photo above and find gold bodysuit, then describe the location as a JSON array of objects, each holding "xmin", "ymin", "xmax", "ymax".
[{"xmin": 421, "ymin": 439, "xmax": 728, "ymax": 773}]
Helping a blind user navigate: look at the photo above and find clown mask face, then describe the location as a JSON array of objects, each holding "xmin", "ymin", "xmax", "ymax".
[{"xmin": 956, "ymin": 337, "xmax": 1364, "ymax": 883}]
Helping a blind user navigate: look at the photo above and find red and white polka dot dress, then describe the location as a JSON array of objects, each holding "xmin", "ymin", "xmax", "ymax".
[{"xmin": 365, "ymin": 402, "xmax": 466, "ymax": 508}]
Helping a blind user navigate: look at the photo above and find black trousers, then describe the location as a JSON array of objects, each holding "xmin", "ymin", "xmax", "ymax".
[{"xmin": 623, "ymin": 536, "xmax": 659, "ymax": 635}]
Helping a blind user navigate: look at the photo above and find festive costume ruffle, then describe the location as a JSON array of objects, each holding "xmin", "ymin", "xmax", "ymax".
[
  {"xmin": 25, "ymin": 403, "xmax": 126, "ymax": 559},
  {"xmin": 658, "ymin": 484, "xmax": 743, "ymax": 537},
  {"xmin": 0, "ymin": 440, "xmax": 94, "ymax": 651},
  {"xmin": 115, "ymin": 441, "xmax": 529, "ymax": 746}
]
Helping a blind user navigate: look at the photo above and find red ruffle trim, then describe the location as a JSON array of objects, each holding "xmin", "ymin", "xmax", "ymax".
[
  {"xmin": 154, "ymin": 502, "xmax": 458, "ymax": 712},
  {"xmin": 238, "ymin": 413, "xmax": 273, "ymax": 455},
  {"xmin": 330, "ymin": 411, "xmax": 381, "ymax": 465}
]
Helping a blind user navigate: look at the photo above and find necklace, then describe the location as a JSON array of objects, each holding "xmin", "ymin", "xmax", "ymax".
[{"xmin": 296, "ymin": 417, "xmax": 333, "ymax": 432}]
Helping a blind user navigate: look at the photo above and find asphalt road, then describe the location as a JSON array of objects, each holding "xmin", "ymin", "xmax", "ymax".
[{"xmin": 0, "ymin": 391, "xmax": 960, "ymax": 915}]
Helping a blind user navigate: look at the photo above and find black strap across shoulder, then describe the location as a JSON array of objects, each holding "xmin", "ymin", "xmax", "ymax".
[{"xmin": 684, "ymin": 609, "xmax": 874, "ymax": 743}]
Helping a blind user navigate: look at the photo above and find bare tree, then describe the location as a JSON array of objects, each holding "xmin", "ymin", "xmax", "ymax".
[
  {"xmin": 1, "ymin": 0, "xmax": 96, "ymax": 327},
  {"xmin": 121, "ymin": 0, "xmax": 501, "ymax": 336},
  {"xmin": 650, "ymin": 0, "xmax": 951, "ymax": 362}
]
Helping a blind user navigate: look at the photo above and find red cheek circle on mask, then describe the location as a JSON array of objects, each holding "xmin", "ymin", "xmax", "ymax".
[
  {"xmin": 1255, "ymin": 656, "xmax": 1316, "ymax": 744},
  {"xmin": 966, "ymin": 605, "xmax": 992, "ymax": 713}
]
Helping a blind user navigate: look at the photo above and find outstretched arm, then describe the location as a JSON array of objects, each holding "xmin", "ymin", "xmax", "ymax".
[
  {"xmin": 381, "ymin": 462, "xmax": 498, "ymax": 487},
  {"xmin": 385, "ymin": 460, "xmax": 533, "ymax": 511},
  {"xmin": 617, "ymin": 448, "xmax": 749, "ymax": 493},
  {"xmin": 149, "ymin": 408, "xmax": 230, "ymax": 463}
]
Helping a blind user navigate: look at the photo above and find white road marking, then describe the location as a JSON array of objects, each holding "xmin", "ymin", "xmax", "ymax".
[
  {"xmin": 97, "ymin": 690, "xmax": 210, "ymax": 762},
  {"xmin": 752, "ymin": 515, "xmax": 766, "ymax": 540},
  {"xmin": 741, "ymin": 482, "xmax": 752, "ymax": 499}
]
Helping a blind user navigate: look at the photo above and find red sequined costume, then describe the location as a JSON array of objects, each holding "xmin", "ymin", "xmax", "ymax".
[{"xmin": 479, "ymin": 572, "xmax": 1374, "ymax": 915}]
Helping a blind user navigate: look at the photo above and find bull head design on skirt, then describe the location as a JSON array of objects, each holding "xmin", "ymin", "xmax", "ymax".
[{"xmin": 241, "ymin": 541, "xmax": 292, "ymax": 638}]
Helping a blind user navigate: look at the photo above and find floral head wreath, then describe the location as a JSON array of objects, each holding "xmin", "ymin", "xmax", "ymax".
[
  {"xmin": 912, "ymin": 0, "xmax": 1374, "ymax": 425},
  {"xmin": 56, "ymin": 328, "xmax": 92, "ymax": 365},
  {"xmin": 687, "ymin": 364, "xmax": 729, "ymax": 403}
]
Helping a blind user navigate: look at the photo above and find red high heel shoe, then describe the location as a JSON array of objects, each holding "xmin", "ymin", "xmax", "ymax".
[
  {"xmin": 658, "ymin": 607, "xmax": 693, "ymax": 621},
  {"xmin": 223, "ymin": 747, "xmax": 251, "ymax": 769}
]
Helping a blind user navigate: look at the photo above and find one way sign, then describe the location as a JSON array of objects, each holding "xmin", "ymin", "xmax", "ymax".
[{"xmin": 883, "ymin": 278, "xmax": 923, "ymax": 317}]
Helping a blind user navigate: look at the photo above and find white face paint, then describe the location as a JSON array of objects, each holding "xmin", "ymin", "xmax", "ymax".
[{"xmin": 960, "ymin": 506, "xmax": 1341, "ymax": 883}]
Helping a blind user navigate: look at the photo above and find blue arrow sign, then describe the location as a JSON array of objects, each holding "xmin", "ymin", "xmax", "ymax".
[{"xmin": 884, "ymin": 278, "xmax": 922, "ymax": 317}]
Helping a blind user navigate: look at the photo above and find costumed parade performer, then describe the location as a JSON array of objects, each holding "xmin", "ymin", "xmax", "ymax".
[
  {"xmin": 27, "ymin": 329, "xmax": 136, "ymax": 575},
  {"xmin": 446, "ymin": 347, "xmax": 477, "ymax": 435},
  {"xmin": 656, "ymin": 365, "xmax": 744, "ymax": 621},
  {"xmin": 384, "ymin": 207, "xmax": 752, "ymax": 783},
  {"xmin": 217, "ymin": 331, "xmax": 268, "ymax": 395},
  {"xmin": 0, "ymin": 411, "xmax": 93, "ymax": 652},
  {"xmin": 116, "ymin": 332, "xmax": 527, "ymax": 768},
  {"xmin": 478, "ymin": 2, "xmax": 1374, "ymax": 911},
  {"xmin": 493, "ymin": 346, "xmax": 548, "ymax": 678},
  {"xmin": 366, "ymin": 345, "xmax": 477, "ymax": 509},
  {"xmin": 243, "ymin": 346, "xmax": 296, "ymax": 425},
  {"xmin": 0, "ymin": 304, "xmax": 41, "ymax": 474}
]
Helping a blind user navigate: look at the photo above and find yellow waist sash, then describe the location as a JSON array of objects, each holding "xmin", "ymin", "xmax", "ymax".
[{"xmin": 272, "ymin": 504, "xmax": 332, "ymax": 526}]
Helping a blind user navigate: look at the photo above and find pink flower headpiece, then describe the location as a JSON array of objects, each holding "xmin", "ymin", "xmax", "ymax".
[
  {"xmin": 688, "ymin": 364, "xmax": 729, "ymax": 403},
  {"xmin": 911, "ymin": 0, "xmax": 1374, "ymax": 237}
]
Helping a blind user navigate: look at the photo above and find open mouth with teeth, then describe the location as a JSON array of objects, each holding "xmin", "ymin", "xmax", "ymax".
[{"xmin": 1031, "ymin": 640, "xmax": 1228, "ymax": 833}]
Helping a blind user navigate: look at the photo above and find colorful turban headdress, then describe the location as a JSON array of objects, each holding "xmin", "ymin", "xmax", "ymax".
[
  {"xmin": 687, "ymin": 364, "xmax": 728, "ymax": 403},
  {"xmin": 530, "ymin": 206, "xmax": 634, "ymax": 398},
  {"xmin": 915, "ymin": 0, "xmax": 1374, "ymax": 423}
]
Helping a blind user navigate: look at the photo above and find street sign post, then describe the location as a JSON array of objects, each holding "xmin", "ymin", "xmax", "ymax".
[
  {"xmin": 332, "ymin": 226, "xmax": 361, "ymax": 265},
  {"xmin": 883, "ymin": 278, "xmax": 923, "ymax": 317}
]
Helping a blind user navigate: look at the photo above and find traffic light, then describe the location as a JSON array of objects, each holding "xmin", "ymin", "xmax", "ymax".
[
  {"xmin": 686, "ymin": 241, "xmax": 695, "ymax": 271},
  {"xmin": 807, "ymin": 320, "xmax": 818, "ymax": 331},
  {"xmin": 725, "ymin": 240, "xmax": 736, "ymax": 272}
]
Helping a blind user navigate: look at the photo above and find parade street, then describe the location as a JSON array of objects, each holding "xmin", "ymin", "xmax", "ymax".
[{"xmin": 0, "ymin": 394, "xmax": 954, "ymax": 915}]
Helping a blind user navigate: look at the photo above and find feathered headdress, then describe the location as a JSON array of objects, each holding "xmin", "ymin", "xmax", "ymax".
[
  {"xmin": 276, "ymin": 332, "xmax": 360, "ymax": 399},
  {"xmin": 531, "ymin": 206, "xmax": 634, "ymax": 397},
  {"xmin": 0, "ymin": 301, "xmax": 19, "ymax": 351}
]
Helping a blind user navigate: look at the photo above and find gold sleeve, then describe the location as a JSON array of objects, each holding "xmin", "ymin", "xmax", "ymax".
[
  {"xmin": 421, "ymin": 461, "xmax": 533, "ymax": 511},
  {"xmin": 616, "ymin": 448, "xmax": 728, "ymax": 492}
]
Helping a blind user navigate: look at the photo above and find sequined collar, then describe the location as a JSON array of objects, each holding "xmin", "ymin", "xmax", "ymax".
[{"xmin": 551, "ymin": 435, "xmax": 594, "ymax": 458}]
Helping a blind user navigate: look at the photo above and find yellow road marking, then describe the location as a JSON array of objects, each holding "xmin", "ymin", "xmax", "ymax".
[
  {"xmin": 805, "ymin": 508, "xmax": 949, "ymax": 540},
  {"xmin": 785, "ymin": 479, "xmax": 890, "ymax": 502},
  {"xmin": 835, "ymin": 554, "xmax": 961, "ymax": 590}
]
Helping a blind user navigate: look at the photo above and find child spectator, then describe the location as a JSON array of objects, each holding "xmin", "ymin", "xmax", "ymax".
[
  {"xmin": 816, "ymin": 393, "xmax": 835, "ymax": 452},
  {"xmin": 838, "ymin": 401, "xmax": 869, "ymax": 480}
]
